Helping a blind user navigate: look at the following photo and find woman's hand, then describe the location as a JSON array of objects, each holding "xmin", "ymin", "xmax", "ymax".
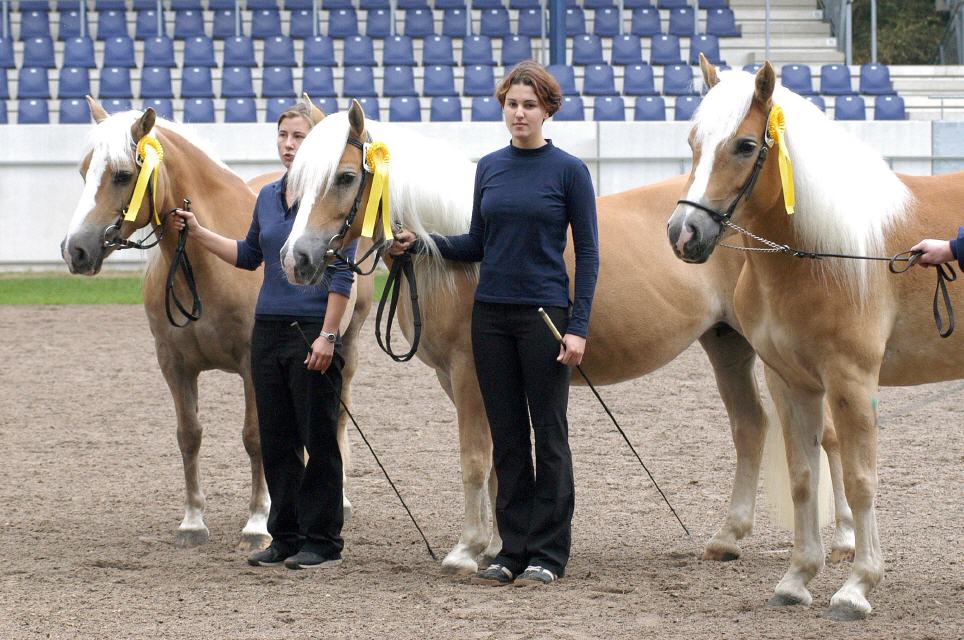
[
  {"xmin": 388, "ymin": 229, "xmax": 416, "ymax": 256},
  {"xmin": 171, "ymin": 209, "xmax": 201, "ymax": 234},
  {"xmin": 557, "ymin": 334, "xmax": 586, "ymax": 367},
  {"xmin": 305, "ymin": 335, "xmax": 334, "ymax": 372},
  {"xmin": 910, "ymin": 239, "xmax": 954, "ymax": 267}
]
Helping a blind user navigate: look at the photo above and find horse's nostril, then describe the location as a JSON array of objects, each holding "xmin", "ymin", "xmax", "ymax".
[{"xmin": 72, "ymin": 245, "xmax": 88, "ymax": 266}]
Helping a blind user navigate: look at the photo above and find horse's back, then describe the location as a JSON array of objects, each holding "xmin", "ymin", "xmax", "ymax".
[{"xmin": 247, "ymin": 171, "xmax": 284, "ymax": 193}]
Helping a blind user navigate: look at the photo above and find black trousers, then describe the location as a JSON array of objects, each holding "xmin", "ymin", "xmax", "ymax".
[
  {"xmin": 250, "ymin": 319, "xmax": 344, "ymax": 558},
  {"xmin": 471, "ymin": 302, "xmax": 574, "ymax": 577}
]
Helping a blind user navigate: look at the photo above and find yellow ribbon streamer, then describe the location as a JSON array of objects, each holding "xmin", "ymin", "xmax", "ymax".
[
  {"xmin": 360, "ymin": 141, "xmax": 394, "ymax": 241},
  {"xmin": 124, "ymin": 135, "xmax": 164, "ymax": 224},
  {"xmin": 766, "ymin": 105, "xmax": 795, "ymax": 215}
]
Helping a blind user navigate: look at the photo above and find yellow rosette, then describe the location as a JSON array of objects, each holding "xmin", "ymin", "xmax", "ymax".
[
  {"xmin": 124, "ymin": 135, "xmax": 165, "ymax": 224},
  {"xmin": 766, "ymin": 104, "xmax": 795, "ymax": 215},
  {"xmin": 360, "ymin": 141, "xmax": 394, "ymax": 241}
]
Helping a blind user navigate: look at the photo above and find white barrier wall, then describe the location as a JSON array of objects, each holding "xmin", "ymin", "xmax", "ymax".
[{"xmin": 0, "ymin": 120, "xmax": 948, "ymax": 270}]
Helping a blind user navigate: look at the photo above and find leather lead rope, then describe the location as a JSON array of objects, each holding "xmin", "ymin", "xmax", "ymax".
[
  {"xmin": 374, "ymin": 252, "xmax": 421, "ymax": 362},
  {"xmin": 164, "ymin": 198, "xmax": 202, "ymax": 327}
]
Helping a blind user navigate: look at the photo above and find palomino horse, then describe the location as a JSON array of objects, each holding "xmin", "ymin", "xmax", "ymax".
[
  {"xmin": 667, "ymin": 59, "xmax": 964, "ymax": 619},
  {"xmin": 279, "ymin": 102, "xmax": 855, "ymax": 573},
  {"xmin": 60, "ymin": 98, "xmax": 372, "ymax": 549}
]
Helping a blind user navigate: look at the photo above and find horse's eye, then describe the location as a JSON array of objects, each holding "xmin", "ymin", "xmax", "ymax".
[
  {"xmin": 736, "ymin": 140, "xmax": 756, "ymax": 156},
  {"xmin": 113, "ymin": 171, "xmax": 133, "ymax": 184},
  {"xmin": 337, "ymin": 172, "xmax": 356, "ymax": 187}
]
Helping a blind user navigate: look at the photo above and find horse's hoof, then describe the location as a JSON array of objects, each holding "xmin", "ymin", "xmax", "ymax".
[
  {"xmin": 767, "ymin": 593, "xmax": 807, "ymax": 608},
  {"xmin": 237, "ymin": 533, "xmax": 271, "ymax": 552},
  {"xmin": 702, "ymin": 541, "xmax": 741, "ymax": 562},
  {"xmin": 441, "ymin": 556, "xmax": 478, "ymax": 576},
  {"xmin": 174, "ymin": 528, "xmax": 209, "ymax": 549},
  {"xmin": 829, "ymin": 546, "xmax": 855, "ymax": 564},
  {"xmin": 822, "ymin": 604, "xmax": 868, "ymax": 621},
  {"xmin": 343, "ymin": 502, "xmax": 353, "ymax": 525}
]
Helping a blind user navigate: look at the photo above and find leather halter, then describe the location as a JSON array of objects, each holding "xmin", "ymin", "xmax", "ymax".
[{"xmin": 323, "ymin": 135, "xmax": 383, "ymax": 276}]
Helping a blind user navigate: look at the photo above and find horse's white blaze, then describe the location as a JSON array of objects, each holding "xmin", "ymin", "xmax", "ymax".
[{"xmin": 66, "ymin": 151, "xmax": 108, "ymax": 240}]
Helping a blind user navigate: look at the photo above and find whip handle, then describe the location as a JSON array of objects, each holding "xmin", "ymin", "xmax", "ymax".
[{"xmin": 537, "ymin": 307, "xmax": 565, "ymax": 342}]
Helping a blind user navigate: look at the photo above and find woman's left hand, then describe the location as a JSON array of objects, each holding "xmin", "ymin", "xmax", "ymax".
[
  {"xmin": 306, "ymin": 335, "xmax": 335, "ymax": 372},
  {"xmin": 557, "ymin": 334, "xmax": 586, "ymax": 367}
]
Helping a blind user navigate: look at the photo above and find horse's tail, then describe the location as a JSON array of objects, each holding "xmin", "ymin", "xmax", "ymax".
[{"xmin": 760, "ymin": 399, "xmax": 835, "ymax": 531}]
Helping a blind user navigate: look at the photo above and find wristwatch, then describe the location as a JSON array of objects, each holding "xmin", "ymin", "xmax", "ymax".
[{"xmin": 319, "ymin": 330, "xmax": 337, "ymax": 344}]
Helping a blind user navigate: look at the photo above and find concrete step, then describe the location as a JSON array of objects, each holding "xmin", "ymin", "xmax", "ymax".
[
  {"xmin": 739, "ymin": 22, "xmax": 832, "ymax": 37},
  {"xmin": 748, "ymin": 48, "xmax": 845, "ymax": 65},
  {"xmin": 730, "ymin": 0, "xmax": 820, "ymax": 7}
]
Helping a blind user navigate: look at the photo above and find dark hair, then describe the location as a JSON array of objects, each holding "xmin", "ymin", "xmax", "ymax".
[
  {"xmin": 276, "ymin": 102, "xmax": 314, "ymax": 129},
  {"xmin": 495, "ymin": 60, "xmax": 563, "ymax": 117}
]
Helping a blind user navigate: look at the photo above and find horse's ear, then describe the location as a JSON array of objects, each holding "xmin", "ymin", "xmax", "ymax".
[
  {"xmin": 302, "ymin": 92, "xmax": 326, "ymax": 125},
  {"xmin": 753, "ymin": 61, "xmax": 776, "ymax": 106},
  {"xmin": 130, "ymin": 108, "xmax": 156, "ymax": 142},
  {"xmin": 86, "ymin": 95, "xmax": 108, "ymax": 123},
  {"xmin": 348, "ymin": 99, "xmax": 365, "ymax": 139},
  {"xmin": 699, "ymin": 53, "xmax": 719, "ymax": 90}
]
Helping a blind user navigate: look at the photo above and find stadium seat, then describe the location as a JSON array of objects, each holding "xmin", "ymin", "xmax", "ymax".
[
  {"xmin": 585, "ymin": 0, "xmax": 616, "ymax": 7},
  {"xmin": 21, "ymin": 0, "xmax": 52, "ymax": 9},
  {"xmin": 60, "ymin": 98, "xmax": 92, "ymax": 123},
  {"xmin": 58, "ymin": 66, "xmax": 90, "ymax": 99},
  {"xmin": 674, "ymin": 95, "xmax": 701, "ymax": 121},
  {"xmin": 565, "ymin": 7, "xmax": 586, "ymax": 35},
  {"xmin": 436, "ymin": 0, "xmax": 468, "ymax": 8},
  {"xmin": 342, "ymin": 65, "xmax": 376, "ymax": 97},
  {"xmin": 344, "ymin": 35, "xmax": 376, "ymax": 66},
  {"xmin": 668, "ymin": 7, "xmax": 696, "ymax": 37},
  {"xmin": 103, "ymin": 98, "xmax": 134, "ymax": 112},
  {"xmin": 354, "ymin": 96, "xmax": 380, "ymax": 120},
  {"xmin": 99, "ymin": 66, "xmax": 133, "ymax": 98},
  {"xmin": 611, "ymin": 35, "xmax": 643, "ymax": 66},
  {"xmin": 142, "ymin": 98, "xmax": 175, "ymax": 120},
  {"xmin": 18, "ymin": 98, "xmax": 50, "ymax": 124},
  {"xmin": 804, "ymin": 94, "xmax": 826, "ymax": 112},
  {"xmin": 224, "ymin": 36, "xmax": 257, "ymax": 67},
  {"xmin": 398, "ymin": 0, "xmax": 430, "ymax": 8},
  {"xmin": 658, "ymin": 0, "xmax": 688, "ymax": 8},
  {"xmin": 359, "ymin": 0, "xmax": 390, "ymax": 7},
  {"xmin": 689, "ymin": 35, "xmax": 724, "ymax": 65},
  {"xmin": 460, "ymin": 35, "xmax": 493, "ymax": 66},
  {"xmin": 20, "ymin": 11, "xmax": 51, "ymax": 41},
  {"xmin": 405, "ymin": 9, "xmax": 436, "ymax": 37},
  {"xmin": 366, "ymin": 9, "xmax": 393, "ymax": 38},
  {"xmin": 140, "ymin": 67, "xmax": 174, "ymax": 98},
  {"xmin": 472, "ymin": 0, "xmax": 504, "ymax": 8},
  {"xmin": 547, "ymin": 63, "xmax": 577, "ymax": 95},
  {"xmin": 571, "ymin": 34, "xmax": 604, "ymax": 66},
  {"xmin": 662, "ymin": 63, "xmax": 695, "ymax": 95},
  {"xmin": 441, "ymin": 8, "xmax": 471, "ymax": 38},
  {"xmin": 303, "ymin": 36, "xmax": 337, "ymax": 66},
  {"xmin": 289, "ymin": 10, "xmax": 318, "ymax": 39},
  {"xmin": 0, "ymin": 69, "xmax": 7, "ymax": 99},
  {"xmin": 251, "ymin": 10, "xmax": 283, "ymax": 38},
  {"xmin": 423, "ymin": 64, "xmax": 456, "ymax": 96},
  {"xmin": 172, "ymin": 0, "xmax": 204, "ymax": 10},
  {"xmin": 706, "ymin": 8, "xmax": 740, "ymax": 37},
  {"xmin": 834, "ymin": 95, "xmax": 865, "ymax": 120},
  {"xmin": 650, "ymin": 35, "xmax": 682, "ymax": 65},
  {"xmin": 59, "ymin": 10, "xmax": 89, "ymax": 41},
  {"xmin": 262, "ymin": 66, "xmax": 295, "ymax": 97},
  {"xmin": 743, "ymin": 62, "xmax": 762, "ymax": 74},
  {"xmin": 96, "ymin": 10, "xmax": 128, "ymax": 41},
  {"xmin": 264, "ymin": 36, "xmax": 297, "ymax": 67},
  {"xmin": 0, "ymin": 38, "xmax": 14, "ymax": 69},
  {"xmin": 182, "ymin": 97, "xmax": 216, "ymax": 123},
  {"xmin": 582, "ymin": 64, "xmax": 616, "ymax": 96},
  {"xmin": 135, "ymin": 10, "xmax": 167, "ymax": 40},
  {"xmin": 471, "ymin": 95, "xmax": 501, "ymax": 121},
  {"xmin": 302, "ymin": 65, "xmax": 337, "ymax": 97},
  {"xmin": 699, "ymin": 0, "xmax": 730, "ymax": 8},
  {"xmin": 874, "ymin": 95, "xmax": 905, "ymax": 120},
  {"xmin": 224, "ymin": 97, "xmax": 258, "ymax": 122},
  {"xmin": 180, "ymin": 66, "xmax": 214, "ymax": 98},
  {"xmin": 23, "ymin": 37, "xmax": 56, "ymax": 68},
  {"xmin": 213, "ymin": 10, "xmax": 245, "ymax": 39},
  {"xmin": 820, "ymin": 64, "xmax": 855, "ymax": 95},
  {"xmin": 328, "ymin": 9, "xmax": 359, "ymax": 38},
  {"xmin": 63, "ymin": 37, "xmax": 96, "ymax": 68},
  {"xmin": 18, "ymin": 67, "xmax": 50, "ymax": 99},
  {"xmin": 634, "ymin": 95, "xmax": 666, "ymax": 120},
  {"xmin": 102, "ymin": 36, "xmax": 136, "ymax": 68},
  {"xmin": 266, "ymin": 97, "xmax": 297, "ymax": 122},
  {"xmin": 517, "ymin": 9, "xmax": 543, "ymax": 37},
  {"xmin": 142, "ymin": 36, "xmax": 176, "ymax": 68},
  {"xmin": 423, "ymin": 35, "xmax": 456, "ymax": 66},
  {"xmin": 324, "ymin": 0, "xmax": 355, "ymax": 7},
  {"xmin": 781, "ymin": 64, "xmax": 814, "ymax": 95},
  {"xmin": 553, "ymin": 95, "xmax": 584, "ymax": 121},
  {"xmin": 174, "ymin": 10, "xmax": 205, "ymax": 39},
  {"xmin": 859, "ymin": 63, "xmax": 895, "ymax": 95},
  {"xmin": 388, "ymin": 96, "xmax": 421, "ymax": 121},
  {"xmin": 623, "ymin": 63, "xmax": 657, "ymax": 95},
  {"xmin": 479, "ymin": 9, "xmax": 511, "ymax": 38},
  {"xmin": 383, "ymin": 36, "xmax": 416, "ymax": 66},
  {"xmin": 463, "ymin": 64, "xmax": 496, "ymax": 96},
  {"xmin": 222, "ymin": 66, "xmax": 256, "ymax": 97},
  {"xmin": 183, "ymin": 36, "xmax": 216, "ymax": 68},
  {"xmin": 501, "ymin": 36, "xmax": 532, "ymax": 67},
  {"xmin": 382, "ymin": 65, "xmax": 417, "ymax": 96},
  {"xmin": 593, "ymin": 95, "xmax": 625, "ymax": 121},
  {"xmin": 631, "ymin": 8, "xmax": 661, "ymax": 37},
  {"xmin": 249, "ymin": 0, "xmax": 281, "ymax": 9},
  {"xmin": 590, "ymin": 8, "xmax": 619, "ymax": 37},
  {"xmin": 431, "ymin": 96, "xmax": 462, "ymax": 121},
  {"xmin": 312, "ymin": 96, "xmax": 339, "ymax": 114}
]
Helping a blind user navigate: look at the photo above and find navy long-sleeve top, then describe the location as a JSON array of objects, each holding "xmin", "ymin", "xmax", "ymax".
[
  {"xmin": 236, "ymin": 175, "xmax": 356, "ymax": 322},
  {"xmin": 950, "ymin": 227, "xmax": 964, "ymax": 270},
  {"xmin": 432, "ymin": 141, "xmax": 599, "ymax": 337}
]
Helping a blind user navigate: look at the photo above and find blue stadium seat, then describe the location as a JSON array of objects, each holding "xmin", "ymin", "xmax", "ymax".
[
  {"xmin": 780, "ymin": 64, "xmax": 814, "ymax": 95},
  {"xmin": 479, "ymin": 9, "xmax": 511, "ymax": 38},
  {"xmin": 266, "ymin": 97, "xmax": 297, "ymax": 121},
  {"xmin": 99, "ymin": 66, "xmax": 133, "ymax": 98},
  {"xmin": 547, "ymin": 63, "xmax": 577, "ymax": 95},
  {"xmin": 210, "ymin": 0, "xmax": 238, "ymax": 10},
  {"xmin": 366, "ymin": 9, "xmax": 393, "ymax": 38},
  {"xmin": 96, "ymin": 10, "xmax": 128, "ymax": 41},
  {"xmin": 19, "ymin": 98, "xmax": 50, "ymax": 124},
  {"xmin": 460, "ymin": 35, "xmax": 493, "ymax": 65},
  {"xmin": 303, "ymin": 36, "xmax": 337, "ymax": 66},
  {"xmin": 593, "ymin": 95, "xmax": 625, "ymax": 121},
  {"xmin": 354, "ymin": 96, "xmax": 380, "ymax": 119},
  {"xmin": 63, "ymin": 37, "xmax": 96, "ymax": 68},
  {"xmin": 23, "ymin": 37, "xmax": 56, "ymax": 68},
  {"xmin": 571, "ymin": 34, "xmax": 604, "ymax": 65},
  {"xmin": 18, "ymin": 67, "xmax": 50, "ymax": 99},
  {"xmin": 180, "ymin": 66, "xmax": 214, "ymax": 98},
  {"xmin": 398, "ymin": 0, "xmax": 430, "ymax": 9},
  {"xmin": 501, "ymin": 35, "xmax": 532, "ymax": 66},
  {"xmin": 658, "ymin": 0, "xmax": 688, "ymax": 8},
  {"xmin": 662, "ymin": 63, "xmax": 695, "ymax": 95},
  {"xmin": 58, "ymin": 66, "xmax": 90, "ymax": 98},
  {"xmin": 182, "ymin": 97, "xmax": 215, "ymax": 122},
  {"xmin": 327, "ymin": 9, "xmax": 359, "ymax": 38},
  {"xmin": 103, "ymin": 36, "xmax": 136, "ymax": 68},
  {"xmin": 423, "ymin": 64, "xmax": 456, "ymax": 96},
  {"xmin": 667, "ymin": 7, "xmax": 695, "ymax": 36},
  {"xmin": 582, "ymin": 63, "xmax": 616, "ymax": 95},
  {"xmin": 441, "ymin": 8, "xmax": 470, "ymax": 37},
  {"xmin": 95, "ymin": 0, "xmax": 127, "ymax": 10},
  {"xmin": 742, "ymin": 62, "xmax": 762, "ymax": 74},
  {"xmin": 510, "ymin": 0, "xmax": 541, "ymax": 6},
  {"xmin": 585, "ymin": 0, "xmax": 616, "ymax": 7},
  {"xmin": 323, "ymin": 0, "xmax": 355, "ymax": 8},
  {"xmin": 388, "ymin": 96, "xmax": 421, "ymax": 121},
  {"xmin": 473, "ymin": 0, "xmax": 503, "ymax": 7},
  {"xmin": 135, "ymin": 10, "xmax": 167, "ymax": 40},
  {"xmin": 0, "ymin": 38, "xmax": 13, "ymax": 69},
  {"xmin": 553, "ymin": 95, "xmax": 584, "ymax": 121},
  {"xmin": 222, "ymin": 66, "xmax": 256, "ymax": 97},
  {"xmin": 264, "ymin": 36, "xmax": 296, "ymax": 66},
  {"xmin": 289, "ymin": 10, "xmax": 318, "ymax": 39},
  {"xmin": 142, "ymin": 98, "xmax": 175, "ymax": 120},
  {"xmin": 463, "ymin": 64, "xmax": 496, "ymax": 96},
  {"xmin": 699, "ymin": 0, "xmax": 730, "ymax": 8},
  {"xmin": 431, "ymin": 96, "xmax": 462, "ymax": 121},
  {"xmin": 471, "ymin": 95, "xmax": 501, "ymax": 121},
  {"xmin": 593, "ymin": 8, "xmax": 620, "ymax": 37},
  {"xmin": 248, "ymin": 0, "xmax": 281, "ymax": 9},
  {"xmin": 423, "ymin": 35, "xmax": 456, "ymax": 66},
  {"xmin": 20, "ymin": 11, "xmax": 51, "ymax": 41},
  {"xmin": 103, "ymin": 98, "xmax": 134, "ymax": 113},
  {"xmin": 874, "ymin": 94, "xmax": 905, "ymax": 120},
  {"xmin": 631, "ymin": 8, "xmax": 661, "ymax": 37},
  {"xmin": 565, "ymin": 7, "xmax": 586, "ymax": 35},
  {"xmin": 383, "ymin": 65, "xmax": 417, "ymax": 96},
  {"xmin": 183, "ymin": 36, "xmax": 216, "ymax": 67},
  {"xmin": 359, "ymin": 0, "xmax": 390, "ymax": 9},
  {"xmin": 405, "ymin": 9, "xmax": 436, "ymax": 37},
  {"xmin": 60, "ymin": 98, "xmax": 92, "ymax": 123},
  {"xmin": 383, "ymin": 36, "xmax": 416, "ymax": 66},
  {"xmin": 342, "ymin": 65, "xmax": 376, "ymax": 96},
  {"xmin": 172, "ymin": 0, "xmax": 204, "ymax": 9},
  {"xmin": 623, "ymin": 63, "xmax": 657, "ymax": 95},
  {"xmin": 634, "ymin": 95, "xmax": 665, "ymax": 120},
  {"xmin": 251, "ymin": 9, "xmax": 283, "ymax": 38},
  {"xmin": 804, "ymin": 94, "xmax": 826, "ymax": 112},
  {"xmin": 517, "ymin": 9, "xmax": 543, "ymax": 37},
  {"xmin": 140, "ymin": 66, "xmax": 173, "ymax": 98},
  {"xmin": 212, "ymin": 10, "xmax": 244, "ymax": 39},
  {"xmin": 611, "ymin": 35, "xmax": 643, "ymax": 66},
  {"xmin": 302, "ymin": 65, "xmax": 337, "ymax": 96},
  {"xmin": 20, "ymin": 0, "xmax": 52, "ymax": 9},
  {"xmin": 344, "ymin": 35, "xmax": 376, "ymax": 66},
  {"xmin": 820, "ymin": 64, "xmax": 854, "ymax": 95},
  {"xmin": 312, "ymin": 96, "xmax": 339, "ymax": 114},
  {"xmin": 0, "ymin": 69, "xmax": 7, "ymax": 99},
  {"xmin": 224, "ymin": 36, "xmax": 257, "ymax": 67},
  {"xmin": 174, "ymin": 10, "xmax": 205, "ymax": 40},
  {"xmin": 650, "ymin": 35, "xmax": 682, "ymax": 65},
  {"xmin": 689, "ymin": 35, "xmax": 724, "ymax": 65},
  {"xmin": 859, "ymin": 63, "xmax": 895, "ymax": 95},
  {"xmin": 436, "ymin": 0, "xmax": 468, "ymax": 8},
  {"xmin": 225, "ymin": 97, "xmax": 258, "ymax": 122},
  {"xmin": 706, "ymin": 8, "xmax": 740, "ymax": 37},
  {"xmin": 262, "ymin": 66, "xmax": 294, "ymax": 97},
  {"xmin": 834, "ymin": 95, "xmax": 865, "ymax": 120},
  {"xmin": 142, "ymin": 37, "xmax": 175, "ymax": 68},
  {"xmin": 674, "ymin": 95, "xmax": 701, "ymax": 120},
  {"xmin": 59, "ymin": 9, "xmax": 88, "ymax": 40}
]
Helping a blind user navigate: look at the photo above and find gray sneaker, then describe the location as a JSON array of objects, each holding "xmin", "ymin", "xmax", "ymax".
[
  {"xmin": 514, "ymin": 565, "xmax": 557, "ymax": 586},
  {"xmin": 469, "ymin": 563, "xmax": 514, "ymax": 586},
  {"xmin": 283, "ymin": 550, "xmax": 343, "ymax": 570},
  {"xmin": 247, "ymin": 546, "xmax": 292, "ymax": 567}
]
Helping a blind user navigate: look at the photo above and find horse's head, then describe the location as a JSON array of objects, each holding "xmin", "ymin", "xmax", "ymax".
[
  {"xmin": 668, "ymin": 57, "xmax": 785, "ymax": 263},
  {"xmin": 62, "ymin": 97, "xmax": 161, "ymax": 275}
]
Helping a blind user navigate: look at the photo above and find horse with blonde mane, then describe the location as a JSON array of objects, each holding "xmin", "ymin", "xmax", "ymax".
[
  {"xmin": 667, "ymin": 57, "xmax": 964, "ymax": 620},
  {"xmin": 279, "ymin": 101, "xmax": 855, "ymax": 574},
  {"xmin": 60, "ymin": 97, "xmax": 372, "ymax": 549}
]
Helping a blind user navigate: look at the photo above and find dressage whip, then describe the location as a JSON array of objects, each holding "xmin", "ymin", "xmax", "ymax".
[
  {"xmin": 537, "ymin": 308, "xmax": 691, "ymax": 537},
  {"xmin": 291, "ymin": 321, "xmax": 438, "ymax": 561}
]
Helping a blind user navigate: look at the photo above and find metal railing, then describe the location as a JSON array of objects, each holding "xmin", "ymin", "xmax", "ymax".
[
  {"xmin": 821, "ymin": 0, "xmax": 854, "ymax": 65},
  {"xmin": 938, "ymin": 1, "xmax": 964, "ymax": 63}
]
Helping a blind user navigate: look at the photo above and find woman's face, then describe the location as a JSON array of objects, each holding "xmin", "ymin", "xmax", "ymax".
[
  {"xmin": 503, "ymin": 83, "xmax": 548, "ymax": 147},
  {"xmin": 277, "ymin": 115, "xmax": 311, "ymax": 169}
]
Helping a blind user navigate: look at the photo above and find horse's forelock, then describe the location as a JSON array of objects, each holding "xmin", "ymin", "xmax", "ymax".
[{"xmin": 289, "ymin": 110, "xmax": 354, "ymax": 205}]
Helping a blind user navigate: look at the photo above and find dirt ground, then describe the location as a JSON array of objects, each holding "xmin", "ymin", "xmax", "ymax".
[{"xmin": 0, "ymin": 305, "xmax": 961, "ymax": 639}]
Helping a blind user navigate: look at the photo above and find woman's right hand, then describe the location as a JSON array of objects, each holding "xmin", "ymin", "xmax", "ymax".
[
  {"xmin": 389, "ymin": 229, "xmax": 416, "ymax": 256},
  {"xmin": 171, "ymin": 209, "xmax": 201, "ymax": 234}
]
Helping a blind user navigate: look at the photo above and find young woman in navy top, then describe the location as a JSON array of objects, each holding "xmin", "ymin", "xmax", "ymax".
[
  {"xmin": 392, "ymin": 61, "xmax": 599, "ymax": 586},
  {"xmin": 173, "ymin": 104, "xmax": 355, "ymax": 570}
]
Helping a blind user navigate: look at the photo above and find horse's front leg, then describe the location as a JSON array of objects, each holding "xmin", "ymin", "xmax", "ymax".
[
  {"xmin": 238, "ymin": 367, "xmax": 271, "ymax": 551},
  {"xmin": 764, "ymin": 365, "xmax": 826, "ymax": 608},
  {"xmin": 820, "ymin": 414, "xmax": 856, "ymax": 563}
]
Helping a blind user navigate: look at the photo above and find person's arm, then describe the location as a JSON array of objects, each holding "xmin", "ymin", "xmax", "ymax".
[
  {"xmin": 172, "ymin": 209, "xmax": 239, "ymax": 266},
  {"xmin": 305, "ymin": 292, "xmax": 349, "ymax": 373},
  {"xmin": 910, "ymin": 226, "xmax": 964, "ymax": 268},
  {"xmin": 558, "ymin": 163, "xmax": 599, "ymax": 367}
]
